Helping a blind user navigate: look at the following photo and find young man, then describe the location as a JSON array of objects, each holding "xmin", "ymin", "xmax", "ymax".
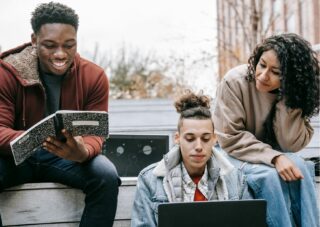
[
  {"xmin": 131, "ymin": 91, "xmax": 250, "ymax": 227},
  {"xmin": 0, "ymin": 2, "xmax": 120, "ymax": 226}
]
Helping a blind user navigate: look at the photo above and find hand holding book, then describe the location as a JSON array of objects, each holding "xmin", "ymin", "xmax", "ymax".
[
  {"xmin": 43, "ymin": 129, "xmax": 90, "ymax": 163},
  {"xmin": 10, "ymin": 110, "xmax": 109, "ymax": 165}
]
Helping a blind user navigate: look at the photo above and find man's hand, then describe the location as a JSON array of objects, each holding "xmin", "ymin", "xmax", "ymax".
[
  {"xmin": 272, "ymin": 155, "xmax": 304, "ymax": 181},
  {"xmin": 43, "ymin": 129, "xmax": 89, "ymax": 163}
]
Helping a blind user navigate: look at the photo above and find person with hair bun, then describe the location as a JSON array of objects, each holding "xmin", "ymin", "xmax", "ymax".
[
  {"xmin": 131, "ymin": 91, "xmax": 250, "ymax": 227},
  {"xmin": 213, "ymin": 33, "xmax": 319, "ymax": 227}
]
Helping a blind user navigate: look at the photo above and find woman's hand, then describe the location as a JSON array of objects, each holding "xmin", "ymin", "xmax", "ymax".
[
  {"xmin": 272, "ymin": 155, "xmax": 304, "ymax": 181},
  {"xmin": 42, "ymin": 129, "xmax": 89, "ymax": 163}
]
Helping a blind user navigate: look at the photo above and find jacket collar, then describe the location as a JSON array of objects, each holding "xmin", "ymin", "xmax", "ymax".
[
  {"xmin": 153, "ymin": 145, "xmax": 235, "ymax": 177},
  {"xmin": 1, "ymin": 43, "xmax": 80, "ymax": 86},
  {"xmin": 2, "ymin": 45, "xmax": 40, "ymax": 85}
]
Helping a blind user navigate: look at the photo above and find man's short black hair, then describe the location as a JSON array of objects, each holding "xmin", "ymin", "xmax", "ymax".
[{"xmin": 31, "ymin": 1, "xmax": 79, "ymax": 34}]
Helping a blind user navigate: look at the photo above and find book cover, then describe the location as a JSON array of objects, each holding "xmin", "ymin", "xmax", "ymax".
[{"xmin": 10, "ymin": 110, "xmax": 109, "ymax": 165}]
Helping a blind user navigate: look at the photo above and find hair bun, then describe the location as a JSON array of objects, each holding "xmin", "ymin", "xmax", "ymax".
[{"xmin": 174, "ymin": 90, "xmax": 211, "ymax": 114}]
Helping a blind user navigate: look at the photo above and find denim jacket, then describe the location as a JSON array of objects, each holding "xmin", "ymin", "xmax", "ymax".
[{"xmin": 131, "ymin": 145, "xmax": 250, "ymax": 227}]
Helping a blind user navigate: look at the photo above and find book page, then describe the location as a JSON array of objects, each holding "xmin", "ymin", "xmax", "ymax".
[
  {"xmin": 10, "ymin": 114, "xmax": 56, "ymax": 165},
  {"xmin": 57, "ymin": 110, "xmax": 108, "ymax": 137}
]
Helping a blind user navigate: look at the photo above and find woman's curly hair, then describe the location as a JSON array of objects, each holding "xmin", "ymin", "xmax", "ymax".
[
  {"xmin": 247, "ymin": 33, "xmax": 320, "ymax": 119},
  {"xmin": 31, "ymin": 2, "xmax": 79, "ymax": 34},
  {"xmin": 175, "ymin": 90, "xmax": 212, "ymax": 131}
]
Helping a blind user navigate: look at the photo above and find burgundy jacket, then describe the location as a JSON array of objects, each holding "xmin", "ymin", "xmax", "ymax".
[{"xmin": 0, "ymin": 43, "xmax": 109, "ymax": 158}]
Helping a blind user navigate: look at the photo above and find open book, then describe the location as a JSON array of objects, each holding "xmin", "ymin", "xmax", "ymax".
[{"xmin": 10, "ymin": 110, "xmax": 109, "ymax": 165}]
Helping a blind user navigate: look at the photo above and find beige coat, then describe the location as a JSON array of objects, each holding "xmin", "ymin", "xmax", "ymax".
[{"xmin": 213, "ymin": 65, "xmax": 313, "ymax": 166}]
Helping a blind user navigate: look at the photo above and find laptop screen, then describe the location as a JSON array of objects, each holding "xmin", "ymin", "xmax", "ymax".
[{"xmin": 158, "ymin": 199, "xmax": 267, "ymax": 227}]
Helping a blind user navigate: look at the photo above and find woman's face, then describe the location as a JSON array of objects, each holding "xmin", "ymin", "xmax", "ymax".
[
  {"xmin": 255, "ymin": 49, "xmax": 281, "ymax": 92},
  {"xmin": 175, "ymin": 119, "xmax": 216, "ymax": 177}
]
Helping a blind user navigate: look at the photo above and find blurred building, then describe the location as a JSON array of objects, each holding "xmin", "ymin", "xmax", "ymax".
[{"xmin": 216, "ymin": 0, "xmax": 320, "ymax": 78}]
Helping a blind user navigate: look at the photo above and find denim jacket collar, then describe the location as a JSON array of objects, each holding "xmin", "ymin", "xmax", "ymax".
[{"xmin": 152, "ymin": 145, "xmax": 235, "ymax": 178}]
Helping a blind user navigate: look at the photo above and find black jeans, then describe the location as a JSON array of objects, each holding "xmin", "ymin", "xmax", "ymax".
[{"xmin": 0, "ymin": 149, "xmax": 120, "ymax": 227}]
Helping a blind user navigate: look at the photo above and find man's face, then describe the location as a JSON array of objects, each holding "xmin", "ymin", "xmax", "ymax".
[
  {"xmin": 31, "ymin": 23, "xmax": 77, "ymax": 76},
  {"xmin": 175, "ymin": 119, "xmax": 216, "ymax": 177}
]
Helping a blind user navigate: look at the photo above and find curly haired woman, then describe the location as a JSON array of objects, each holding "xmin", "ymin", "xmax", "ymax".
[
  {"xmin": 131, "ymin": 91, "xmax": 250, "ymax": 227},
  {"xmin": 213, "ymin": 33, "xmax": 320, "ymax": 227}
]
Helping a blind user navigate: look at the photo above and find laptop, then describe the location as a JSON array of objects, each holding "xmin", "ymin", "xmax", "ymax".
[{"xmin": 158, "ymin": 199, "xmax": 267, "ymax": 227}]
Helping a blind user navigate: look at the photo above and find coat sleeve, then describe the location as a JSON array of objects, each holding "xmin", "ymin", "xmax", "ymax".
[
  {"xmin": 82, "ymin": 69, "xmax": 109, "ymax": 159},
  {"xmin": 273, "ymin": 100, "xmax": 313, "ymax": 152},
  {"xmin": 0, "ymin": 66, "xmax": 24, "ymax": 156},
  {"xmin": 131, "ymin": 171, "xmax": 158, "ymax": 227},
  {"xmin": 213, "ymin": 77, "xmax": 281, "ymax": 166}
]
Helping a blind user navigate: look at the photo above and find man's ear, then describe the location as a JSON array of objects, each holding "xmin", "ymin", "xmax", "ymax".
[
  {"xmin": 31, "ymin": 33, "xmax": 36, "ymax": 47},
  {"xmin": 174, "ymin": 132, "xmax": 180, "ymax": 145}
]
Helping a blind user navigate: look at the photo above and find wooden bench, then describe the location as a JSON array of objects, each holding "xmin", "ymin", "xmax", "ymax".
[{"xmin": 0, "ymin": 177, "xmax": 136, "ymax": 227}]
